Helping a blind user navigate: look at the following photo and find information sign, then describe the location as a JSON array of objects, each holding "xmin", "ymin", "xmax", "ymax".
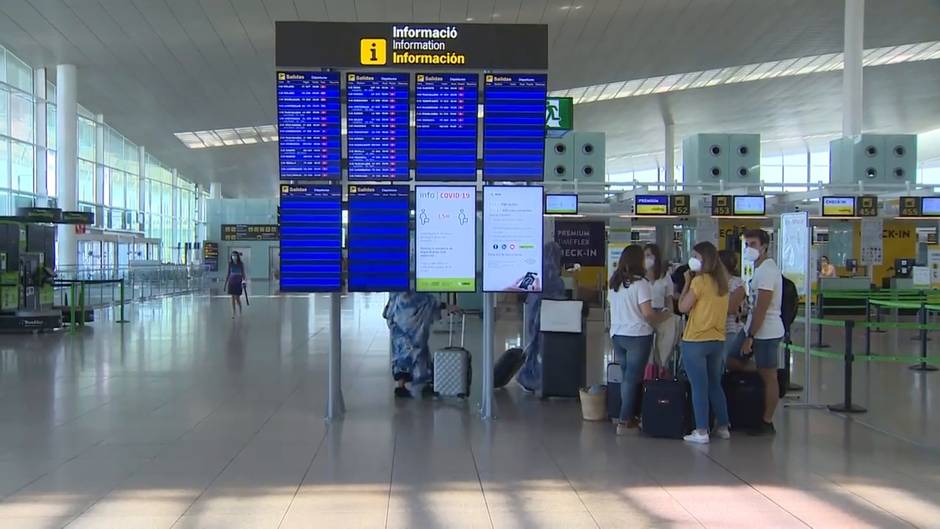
[
  {"xmin": 345, "ymin": 73, "xmax": 410, "ymax": 180},
  {"xmin": 899, "ymin": 196, "xmax": 922, "ymax": 217},
  {"xmin": 278, "ymin": 184, "xmax": 342, "ymax": 292},
  {"xmin": 822, "ymin": 196, "xmax": 856, "ymax": 217},
  {"xmin": 545, "ymin": 194, "xmax": 578, "ymax": 215},
  {"xmin": 483, "ymin": 186, "xmax": 544, "ymax": 292},
  {"xmin": 415, "ymin": 186, "xmax": 477, "ymax": 292},
  {"xmin": 483, "ymin": 74, "xmax": 547, "ymax": 181},
  {"xmin": 857, "ymin": 195, "xmax": 878, "ymax": 217},
  {"xmin": 221, "ymin": 224, "xmax": 279, "ymax": 241},
  {"xmin": 276, "ymin": 71, "xmax": 341, "ymax": 180},
  {"xmin": 635, "ymin": 195, "xmax": 669, "ymax": 215},
  {"xmin": 347, "ymin": 185, "xmax": 410, "ymax": 292},
  {"xmin": 733, "ymin": 195, "xmax": 766, "ymax": 216},
  {"xmin": 415, "ymin": 73, "xmax": 479, "ymax": 181}
]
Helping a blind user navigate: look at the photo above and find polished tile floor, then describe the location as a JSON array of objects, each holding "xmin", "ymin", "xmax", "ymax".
[{"xmin": 0, "ymin": 289, "xmax": 938, "ymax": 528}]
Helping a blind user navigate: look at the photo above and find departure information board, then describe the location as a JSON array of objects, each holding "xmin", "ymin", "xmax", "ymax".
[
  {"xmin": 347, "ymin": 185, "xmax": 410, "ymax": 292},
  {"xmin": 278, "ymin": 184, "xmax": 342, "ymax": 292},
  {"xmin": 346, "ymin": 73, "xmax": 410, "ymax": 181},
  {"xmin": 276, "ymin": 71, "xmax": 341, "ymax": 180},
  {"xmin": 483, "ymin": 73, "xmax": 547, "ymax": 181},
  {"xmin": 415, "ymin": 73, "xmax": 479, "ymax": 181}
]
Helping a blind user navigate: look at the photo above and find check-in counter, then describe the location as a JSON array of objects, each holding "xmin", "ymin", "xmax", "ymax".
[
  {"xmin": 818, "ymin": 277, "xmax": 871, "ymax": 315},
  {"xmin": 887, "ymin": 278, "xmax": 915, "ymax": 290}
]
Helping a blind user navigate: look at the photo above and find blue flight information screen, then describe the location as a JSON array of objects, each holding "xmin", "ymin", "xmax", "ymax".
[
  {"xmin": 415, "ymin": 73, "xmax": 479, "ymax": 181},
  {"xmin": 279, "ymin": 184, "xmax": 342, "ymax": 292},
  {"xmin": 483, "ymin": 73, "xmax": 547, "ymax": 181},
  {"xmin": 346, "ymin": 73, "xmax": 411, "ymax": 181},
  {"xmin": 347, "ymin": 185, "xmax": 411, "ymax": 292},
  {"xmin": 276, "ymin": 71, "xmax": 341, "ymax": 180}
]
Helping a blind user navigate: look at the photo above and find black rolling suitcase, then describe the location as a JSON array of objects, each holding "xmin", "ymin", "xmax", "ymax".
[
  {"xmin": 722, "ymin": 371, "xmax": 765, "ymax": 431},
  {"xmin": 641, "ymin": 347, "xmax": 693, "ymax": 439},
  {"xmin": 494, "ymin": 347, "xmax": 525, "ymax": 389}
]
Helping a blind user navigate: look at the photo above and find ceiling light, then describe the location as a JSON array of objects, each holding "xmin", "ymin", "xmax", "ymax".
[
  {"xmin": 466, "ymin": 17, "xmax": 474, "ymax": 21},
  {"xmin": 551, "ymin": 39, "xmax": 940, "ymax": 105}
]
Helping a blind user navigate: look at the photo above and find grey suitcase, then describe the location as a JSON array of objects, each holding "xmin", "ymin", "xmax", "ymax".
[{"xmin": 433, "ymin": 315, "xmax": 471, "ymax": 398}]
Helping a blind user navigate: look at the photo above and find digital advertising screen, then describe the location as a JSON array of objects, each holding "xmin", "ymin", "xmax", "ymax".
[
  {"xmin": 733, "ymin": 195, "xmax": 766, "ymax": 216},
  {"xmin": 922, "ymin": 197, "xmax": 940, "ymax": 217},
  {"xmin": 483, "ymin": 73, "xmax": 547, "ymax": 181},
  {"xmin": 545, "ymin": 194, "xmax": 578, "ymax": 215},
  {"xmin": 483, "ymin": 186, "xmax": 544, "ymax": 293},
  {"xmin": 346, "ymin": 185, "xmax": 411, "ymax": 292},
  {"xmin": 345, "ymin": 73, "xmax": 411, "ymax": 181},
  {"xmin": 276, "ymin": 71, "xmax": 341, "ymax": 180},
  {"xmin": 635, "ymin": 195, "xmax": 669, "ymax": 215},
  {"xmin": 278, "ymin": 184, "xmax": 342, "ymax": 292},
  {"xmin": 822, "ymin": 196, "xmax": 856, "ymax": 217},
  {"xmin": 415, "ymin": 73, "xmax": 479, "ymax": 181},
  {"xmin": 415, "ymin": 186, "xmax": 477, "ymax": 292}
]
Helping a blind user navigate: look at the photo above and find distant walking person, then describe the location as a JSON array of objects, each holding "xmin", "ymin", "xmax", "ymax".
[
  {"xmin": 517, "ymin": 242, "xmax": 567, "ymax": 392},
  {"xmin": 226, "ymin": 251, "xmax": 247, "ymax": 319}
]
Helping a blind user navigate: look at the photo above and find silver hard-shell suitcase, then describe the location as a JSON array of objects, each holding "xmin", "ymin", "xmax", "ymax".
[{"xmin": 433, "ymin": 314, "xmax": 471, "ymax": 398}]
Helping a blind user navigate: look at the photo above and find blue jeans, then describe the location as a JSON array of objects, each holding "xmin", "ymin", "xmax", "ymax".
[
  {"xmin": 681, "ymin": 340, "xmax": 730, "ymax": 431},
  {"xmin": 612, "ymin": 334, "xmax": 653, "ymax": 422}
]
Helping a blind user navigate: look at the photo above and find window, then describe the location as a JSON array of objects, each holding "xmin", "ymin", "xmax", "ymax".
[
  {"xmin": 78, "ymin": 117, "xmax": 96, "ymax": 161},
  {"xmin": 0, "ymin": 86, "xmax": 8, "ymax": 137},
  {"xmin": 10, "ymin": 141, "xmax": 32, "ymax": 192},
  {"xmin": 111, "ymin": 169, "xmax": 125, "ymax": 209},
  {"xmin": 5, "ymin": 53, "xmax": 31, "ymax": 93},
  {"xmin": 0, "ymin": 139, "xmax": 8, "ymax": 188},
  {"xmin": 78, "ymin": 159, "xmax": 95, "ymax": 203},
  {"xmin": 10, "ymin": 92, "xmax": 32, "ymax": 142},
  {"xmin": 126, "ymin": 173, "xmax": 139, "ymax": 212},
  {"xmin": 46, "ymin": 150, "xmax": 56, "ymax": 197},
  {"xmin": 46, "ymin": 104, "xmax": 55, "ymax": 150},
  {"xmin": 102, "ymin": 167, "xmax": 111, "ymax": 206}
]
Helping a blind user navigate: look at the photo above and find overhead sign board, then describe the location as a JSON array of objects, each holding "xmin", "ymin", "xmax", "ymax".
[
  {"xmin": 347, "ymin": 185, "xmax": 410, "ymax": 292},
  {"xmin": 545, "ymin": 194, "xmax": 578, "ymax": 215},
  {"xmin": 899, "ymin": 196, "xmax": 922, "ymax": 217},
  {"xmin": 821, "ymin": 196, "xmax": 856, "ymax": 217},
  {"xmin": 857, "ymin": 195, "xmax": 878, "ymax": 217},
  {"xmin": 483, "ymin": 186, "xmax": 544, "ymax": 293},
  {"xmin": 635, "ymin": 195, "xmax": 669, "ymax": 215},
  {"xmin": 276, "ymin": 22, "xmax": 548, "ymax": 70},
  {"xmin": 922, "ymin": 197, "xmax": 940, "ymax": 217},
  {"xmin": 711, "ymin": 195, "xmax": 733, "ymax": 216},
  {"xmin": 732, "ymin": 195, "xmax": 766, "ymax": 216},
  {"xmin": 415, "ymin": 186, "xmax": 477, "ymax": 292},
  {"xmin": 221, "ymin": 224, "xmax": 279, "ymax": 241}
]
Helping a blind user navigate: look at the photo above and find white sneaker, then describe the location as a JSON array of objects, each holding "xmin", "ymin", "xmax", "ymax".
[
  {"xmin": 713, "ymin": 426, "xmax": 731, "ymax": 440},
  {"xmin": 683, "ymin": 430, "xmax": 710, "ymax": 444}
]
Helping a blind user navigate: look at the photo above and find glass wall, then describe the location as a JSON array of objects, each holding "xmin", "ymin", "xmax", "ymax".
[{"xmin": 0, "ymin": 42, "xmax": 203, "ymax": 265}]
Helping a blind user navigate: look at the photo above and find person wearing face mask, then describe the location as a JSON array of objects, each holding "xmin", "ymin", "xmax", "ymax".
[
  {"xmin": 644, "ymin": 244, "xmax": 678, "ymax": 373},
  {"xmin": 225, "ymin": 251, "xmax": 247, "ymax": 319},
  {"xmin": 677, "ymin": 241, "xmax": 731, "ymax": 444},
  {"xmin": 608, "ymin": 245, "xmax": 671, "ymax": 434},
  {"xmin": 726, "ymin": 229, "xmax": 785, "ymax": 436}
]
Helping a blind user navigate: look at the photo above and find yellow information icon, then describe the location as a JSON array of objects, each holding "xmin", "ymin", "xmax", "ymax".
[{"xmin": 360, "ymin": 38, "xmax": 387, "ymax": 65}]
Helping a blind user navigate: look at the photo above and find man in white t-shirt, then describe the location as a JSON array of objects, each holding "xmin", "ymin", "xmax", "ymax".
[{"xmin": 729, "ymin": 228, "xmax": 784, "ymax": 436}]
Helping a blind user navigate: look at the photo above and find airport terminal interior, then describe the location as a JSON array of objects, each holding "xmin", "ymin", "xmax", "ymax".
[{"xmin": 2, "ymin": 1, "xmax": 940, "ymax": 528}]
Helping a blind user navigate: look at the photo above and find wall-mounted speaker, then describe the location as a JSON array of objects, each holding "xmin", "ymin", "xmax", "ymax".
[
  {"xmin": 830, "ymin": 134, "xmax": 915, "ymax": 185},
  {"xmin": 573, "ymin": 132, "xmax": 605, "ymax": 180},
  {"xmin": 728, "ymin": 134, "xmax": 761, "ymax": 183},
  {"xmin": 682, "ymin": 133, "xmax": 731, "ymax": 184},
  {"xmin": 544, "ymin": 135, "xmax": 574, "ymax": 181}
]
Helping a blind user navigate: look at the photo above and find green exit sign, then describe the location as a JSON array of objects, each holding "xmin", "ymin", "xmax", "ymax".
[{"xmin": 546, "ymin": 97, "xmax": 573, "ymax": 130}]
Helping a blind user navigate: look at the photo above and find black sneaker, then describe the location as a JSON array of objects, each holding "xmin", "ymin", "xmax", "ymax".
[
  {"xmin": 394, "ymin": 387, "xmax": 413, "ymax": 399},
  {"xmin": 747, "ymin": 421, "xmax": 776, "ymax": 436}
]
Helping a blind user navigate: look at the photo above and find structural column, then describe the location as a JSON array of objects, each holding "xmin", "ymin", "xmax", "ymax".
[
  {"xmin": 842, "ymin": 0, "xmax": 864, "ymax": 138},
  {"xmin": 209, "ymin": 182, "xmax": 223, "ymax": 199},
  {"xmin": 664, "ymin": 122, "xmax": 675, "ymax": 187},
  {"xmin": 55, "ymin": 64, "xmax": 78, "ymax": 268}
]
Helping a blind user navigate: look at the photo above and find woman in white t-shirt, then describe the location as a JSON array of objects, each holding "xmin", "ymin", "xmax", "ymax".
[
  {"xmin": 609, "ymin": 245, "xmax": 670, "ymax": 435},
  {"xmin": 719, "ymin": 250, "xmax": 747, "ymax": 365},
  {"xmin": 645, "ymin": 244, "xmax": 679, "ymax": 371}
]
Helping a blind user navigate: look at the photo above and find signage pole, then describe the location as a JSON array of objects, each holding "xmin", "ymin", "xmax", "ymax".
[
  {"xmin": 481, "ymin": 292, "xmax": 495, "ymax": 420},
  {"xmin": 803, "ymin": 214, "xmax": 813, "ymax": 403},
  {"xmin": 326, "ymin": 292, "xmax": 345, "ymax": 420}
]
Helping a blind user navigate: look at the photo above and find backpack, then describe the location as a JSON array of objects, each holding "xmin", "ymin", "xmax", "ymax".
[{"xmin": 780, "ymin": 275, "xmax": 798, "ymax": 337}]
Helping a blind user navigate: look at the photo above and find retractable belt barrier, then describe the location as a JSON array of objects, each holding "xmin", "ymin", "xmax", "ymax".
[
  {"xmin": 790, "ymin": 302, "xmax": 940, "ymax": 414},
  {"xmin": 54, "ymin": 278, "xmax": 130, "ymax": 327}
]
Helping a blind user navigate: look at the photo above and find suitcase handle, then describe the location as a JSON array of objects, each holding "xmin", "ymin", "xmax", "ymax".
[{"xmin": 448, "ymin": 313, "xmax": 466, "ymax": 348}]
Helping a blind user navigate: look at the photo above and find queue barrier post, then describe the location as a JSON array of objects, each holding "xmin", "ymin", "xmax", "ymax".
[
  {"xmin": 865, "ymin": 299, "xmax": 871, "ymax": 356},
  {"xmin": 828, "ymin": 320, "xmax": 866, "ymax": 413},
  {"xmin": 78, "ymin": 282, "xmax": 86, "ymax": 327},
  {"xmin": 783, "ymin": 334, "xmax": 803, "ymax": 392},
  {"xmin": 813, "ymin": 290, "xmax": 829, "ymax": 348},
  {"xmin": 68, "ymin": 283, "xmax": 76, "ymax": 334},
  {"xmin": 910, "ymin": 302, "xmax": 938, "ymax": 372},
  {"xmin": 116, "ymin": 279, "xmax": 129, "ymax": 324},
  {"xmin": 873, "ymin": 300, "xmax": 886, "ymax": 333}
]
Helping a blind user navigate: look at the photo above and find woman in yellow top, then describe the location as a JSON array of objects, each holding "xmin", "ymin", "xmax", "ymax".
[
  {"xmin": 820, "ymin": 256, "xmax": 837, "ymax": 278},
  {"xmin": 677, "ymin": 241, "xmax": 731, "ymax": 444}
]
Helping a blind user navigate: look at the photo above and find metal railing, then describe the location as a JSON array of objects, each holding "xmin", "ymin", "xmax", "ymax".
[{"xmin": 52, "ymin": 264, "xmax": 207, "ymax": 308}]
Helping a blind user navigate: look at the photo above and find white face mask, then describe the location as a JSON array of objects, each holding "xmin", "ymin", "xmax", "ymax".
[
  {"xmin": 688, "ymin": 257, "xmax": 702, "ymax": 273},
  {"xmin": 743, "ymin": 246, "xmax": 761, "ymax": 262},
  {"xmin": 644, "ymin": 257, "xmax": 656, "ymax": 270}
]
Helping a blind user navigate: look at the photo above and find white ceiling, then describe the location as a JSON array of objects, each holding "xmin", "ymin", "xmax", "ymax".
[{"xmin": 1, "ymin": 0, "xmax": 939, "ymax": 196}]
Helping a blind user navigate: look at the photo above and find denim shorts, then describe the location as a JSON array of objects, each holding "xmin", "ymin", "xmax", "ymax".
[{"xmin": 727, "ymin": 330, "xmax": 781, "ymax": 369}]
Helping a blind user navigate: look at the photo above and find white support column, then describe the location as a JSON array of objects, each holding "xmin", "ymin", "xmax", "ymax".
[
  {"xmin": 33, "ymin": 67, "xmax": 48, "ymax": 200},
  {"xmin": 55, "ymin": 64, "xmax": 78, "ymax": 268},
  {"xmin": 664, "ymin": 122, "xmax": 676, "ymax": 188},
  {"xmin": 843, "ymin": 0, "xmax": 864, "ymax": 138},
  {"xmin": 209, "ymin": 182, "xmax": 222, "ymax": 199}
]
